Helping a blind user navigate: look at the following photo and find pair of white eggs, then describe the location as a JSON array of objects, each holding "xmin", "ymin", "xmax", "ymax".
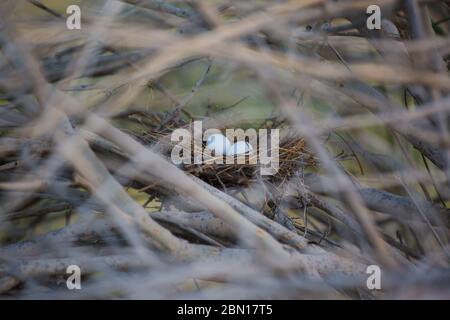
[{"xmin": 206, "ymin": 134, "xmax": 253, "ymax": 156}]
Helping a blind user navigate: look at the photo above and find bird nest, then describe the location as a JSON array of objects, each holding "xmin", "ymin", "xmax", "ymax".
[{"xmin": 136, "ymin": 114, "xmax": 316, "ymax": 189}]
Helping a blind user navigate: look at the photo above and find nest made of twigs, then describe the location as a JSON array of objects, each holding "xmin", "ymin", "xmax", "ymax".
[
  {"xmin": 184, "ymin": 136, "xmax": 316, "ymax": 188},
  {"xmin": 136, "ymin": 114, "xmax": 316, "ymax": 189}
]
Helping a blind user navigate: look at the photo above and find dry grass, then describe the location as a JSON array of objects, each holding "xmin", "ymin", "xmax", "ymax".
[{"xmin": 0, "ymin": 0, "xmax": 449, "ymax": 299}]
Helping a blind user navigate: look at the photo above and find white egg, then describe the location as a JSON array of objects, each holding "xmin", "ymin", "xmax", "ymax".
[
  {"xmin": 205, "ymin": 133, "xmax": 231, "ymax": 156},
  {"xmin": 227, "ymin": 141, "xmax": 253, "ymax": 156}
]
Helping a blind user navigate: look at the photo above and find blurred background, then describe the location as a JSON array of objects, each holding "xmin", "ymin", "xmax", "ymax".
[{"xmin": 0, "ymin": 0, "xmax": 450, "ymax": 299}]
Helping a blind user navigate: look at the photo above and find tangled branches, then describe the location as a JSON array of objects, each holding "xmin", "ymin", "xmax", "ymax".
[{"xmin": 0, "ymin": 0, "xmax": 449, "ymax": 299}]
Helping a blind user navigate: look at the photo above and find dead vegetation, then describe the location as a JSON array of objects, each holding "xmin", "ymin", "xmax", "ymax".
[{"xmin": 0, "ymin": 0, "xmax": 450, "ymax": 299}]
